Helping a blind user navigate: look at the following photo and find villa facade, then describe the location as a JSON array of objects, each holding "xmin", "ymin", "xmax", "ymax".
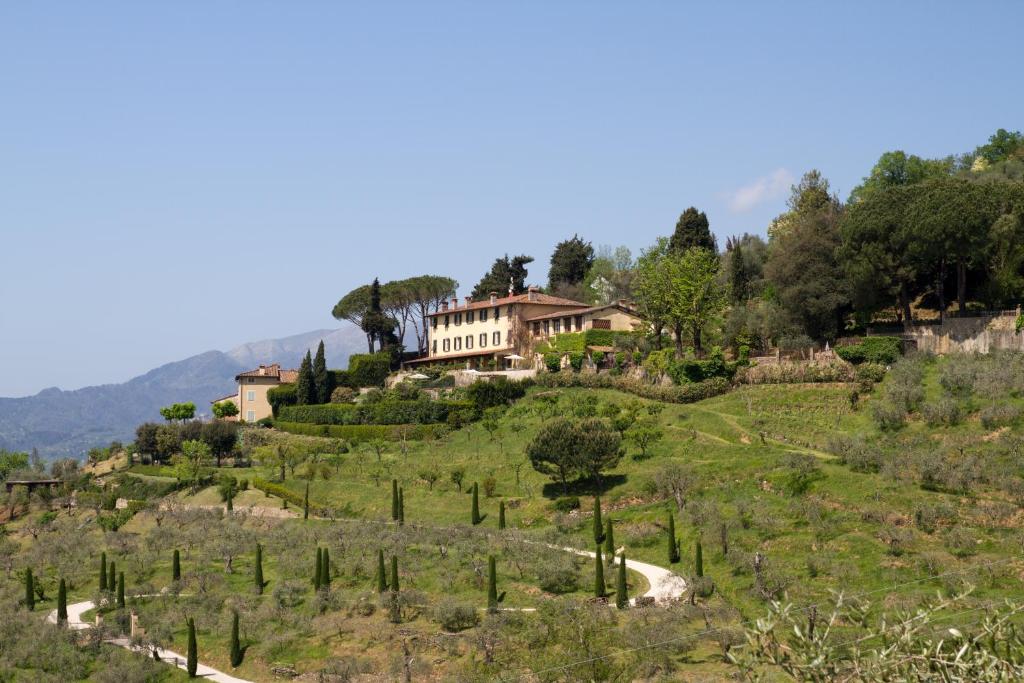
[{"xmin": 211, "ymin": 363, "xmax": 297, "ymax": 423}]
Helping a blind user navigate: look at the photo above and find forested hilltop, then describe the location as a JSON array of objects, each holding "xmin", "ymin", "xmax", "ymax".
[{"xmin": 2, "ymin": 128, "xmax": 1024, "ymax": 682}]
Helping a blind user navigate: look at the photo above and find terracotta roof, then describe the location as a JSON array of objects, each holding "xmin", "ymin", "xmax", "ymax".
[
  {"xmin": 210, "ymin": 394, "xmax": 238, "ymax": 404},
  {"xmin": 235, "ymin": 364, "xmax": 298, "ymax": 382},
  {"xmin": 524, "ymin": 303, "xmax": 640, "ymax": 322},
  {"xmin": 426, "ymin": 292, "xmax": 586, "ymax": 317}
]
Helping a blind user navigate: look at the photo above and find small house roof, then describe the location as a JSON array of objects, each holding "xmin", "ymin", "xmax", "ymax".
[
  {"xmin": 235, "ymin": 364, "xmax": 298, "ymax": 382},
  {"xmin": 524, "ymin": 302, "xmax": 639, "ymax": 322},
  {"xmin": 426, "ymin": 292, "xmax": 586, "ymax": 317}
]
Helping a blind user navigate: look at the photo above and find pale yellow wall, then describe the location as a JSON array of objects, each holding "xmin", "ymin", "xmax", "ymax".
[
  {"xmin": 426, "ymin": 302, "xmax": 587, "ymax": 360},
  {"xmin": 587, "ymin": 309, "xmax": 641, "ymax": 331},
  {"xmin": 237, "ymin": 377, "xmax": 279, "ymax": 422}
]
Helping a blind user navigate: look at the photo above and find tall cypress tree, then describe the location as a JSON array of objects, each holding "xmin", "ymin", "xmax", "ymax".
[
  {"xmin": 376, "ymin": 550, "xmax": 387, "ymax": 592},
  {"xmin": 391, "ymin": 479, "xmax": 399, "ymax": 521},
  {"xmin": 57, "ymin": 578, "xmax": 67, "ymax": 623},
  {"xmin": 321, "ymin": 548, "xmax": 331, "ymax": 589},
  {"xmin": 471, "ymin": 482, "xmax": 481, "ymax": 525},
  {"xmin": 186, "ymin": 618, "xmax": 198, "ymax": 678},
  {"xmin": 695, "ymin": 541, "xmax": 704, "ymax": 577},
  {"xmin": 24, "ymin": 568, "xmax": 34, "ymax": 611},
  {"xmin": 390, "ymin": 556, "xmax": 400, "ymax": 593},
  {"xmin": 487, "ymin": 555, "xmax": 498, "ymax": 611},
  {"xmin": 99, "ymin": 552, "xmax": 108, "ymax": 591},
  {"xmin": 108, "ymin": 561, "xmax": 116, "ymax": 594},
  {"xmin": 314, "ymin": 547, "xmax": 322, "ymax": 589},
  {"xmin": 594, "ymin": 545, "xmax": 605, "ymax": 598},
  {"xmin": 604, "ymin": 518, "xmax": 615, "ymax": 561},
  {"xmin": 303, "ymin": 481, "xmax": 310, "ymax": 520},
  {"xmin": 498, "ymin": 500, "xmax": 506, "ymax": 530},
  {"xmin": 667, "ymin": 511, "xmax": 680, "ymax": 564},
  {"xmin": 615, "ymin": 553, "xmax": 628, "ymax": 609},
  {"xmin": 172, "ymin": 549, "xmax": 181, "ymax": 582},
  {"xmin": 312, "ymin": 340, "xmax": 331, "ymax": 404},
  {"xmin": 117, "ymin": 572, "xmax": 125, "ymax": 609},
  {"xmin": 254, "ymin": 544, "xmax": 264, "ymax": 594},
  {"xmin": 593, "ymin": 496, "xmax": 605, "ymax": 545},
  {"xmin": 229, "ymin": 611, "xmax": 242, "ymax": 667},
  {"xmin": 296, "ymin": 350, "xmax": 315, "ymax": 405},
  {"xmin": 398, "ymin": 488, "xmax": 405, "ymax": 526}
]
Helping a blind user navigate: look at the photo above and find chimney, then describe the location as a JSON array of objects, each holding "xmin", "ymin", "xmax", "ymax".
[
  {"xmin": 527, "ymin": 285, "xmax": 538, "ymax": 302},
  {"xmin": 489, "ymin": 291, "xmax": 498, "ymax": 304},
  {"xmin": 465, "ymin": 295, "xmax": 473, "ymax": 305},
  {"xmin": 441, "ymin": 301, "xmax": 448, "ymax": 311},
  {"xmin": 451, "ymin": 297, "xmax": 459, "ymax": 309},
  {"xmin": 618, "ymin": 298, "xmax": 628, "ymax": 307}
]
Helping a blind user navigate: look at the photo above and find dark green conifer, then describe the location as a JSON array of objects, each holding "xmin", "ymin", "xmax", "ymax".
[
  {"xmin": 303, "ymin": 481, "xmax": 310, "ymax": 520},
  {"xmin": 24, "ymin": 568, "xmax": 34, "ymax": 611},
  {"xmin": 667, "ymin": 511, "xmax": 680, "ymax": 564},
  {"xmin": 615, "ymin": 553, "xmax": 628, "ymax": 609},
  {"xmin": 487, "ymin": 555, "xmax": 498, "ymax": 611},
  {"xmin": 99, "ymin": 552, "xmax": 108, "ymax": 591},
  {"xmin": 172, "ymin": 549, "xmax": 181, "ymax": 582},
  {"xmin": 594, "ymin": 545, "xmax": 605, "ymax": 598},
  {"xmin": 296, "ymin": 350, "xmax": 315, "ymax": 405},
  {"xmin": 186, "ymin": 617, "xmax": 198, "ymax": 678},
  {"xmin": 229, "ymin": 611, "xmax": 242, "ymax": 667},
  {"xmin": 376, "ymin": 549, "xmax": 387, "ymax": 592},
  {"xmin": 471, "ymin": 482, "xmax": 481, "ymax": 525},
  {"xmin": 390, "ymin": 556, "xmax": 400, "ymax": 593},
  {"xmin": 108, "ymin": 561, "xmax": 116, "ymax": 593},
  {"xmin": 593, "ymin": 496, "xmax": 605, "ymax": 545},
  {"xmin": 57, "ymin": 578, "xmax": 67, "ymax": 622},
  {"xmin": 313, "ymin": 340, "xmax": 331, "ymax": 404},
  {"xmin": 314, "ymin": 547, "xmax": 322, "ymax": 589},
  {"xmin": 695, "ymin": 541, "xmax": 704, "ymax": 577},
  {"xmin": 117, "ymin": 572, "xmax": 125, "ymax": 609},
  {"xmin": 254, "ymin": 544, "xmax": 264, "ymax": 594},
  {"xmin": 604, "ymin": 518, "xmax": 615, "ymax": 560},
  {"xmin": 391, "ymin": 479, "xmax": 399, "ymax": 521},
  {"xmin": 498, "ymin": 500, "xmax": 506, "ymax": 530},
  {"xmin": 321, "ymin": 547, "xmax": 331, "ymax": 589}
]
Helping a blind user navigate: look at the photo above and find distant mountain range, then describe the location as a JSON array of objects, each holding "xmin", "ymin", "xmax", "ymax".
[{"xmin": 0, "ymin": 326, "xmax": 367, "ymax": 460}]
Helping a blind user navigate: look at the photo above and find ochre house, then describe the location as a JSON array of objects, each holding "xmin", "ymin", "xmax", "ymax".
[
  {"xmin": 406, "ymin": 286, "xmax": 642, "ymax": 368},
  {"xmin": 211, "ymin": 363, "xmax": 297, "ymax": 423}
]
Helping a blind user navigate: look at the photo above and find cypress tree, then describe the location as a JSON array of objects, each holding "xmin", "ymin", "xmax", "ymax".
[
  {"xmin": 99, "ymin": 552, "xmax": 108, "ymax": 591},
  {"xmin": 172, "ymin": 549, "xmax": 181, "ymax": 582},
  {"xmin": 390, "ymin": 556, "xmax": 400, "ymax": 593},
  {"xmin": 391, "ymin": 479, "xmax": 399, "ymax": 521},
  {"xmin": 615, "ymin": 553, "xmax": 628, "ymax": 609},
  {"xmin": 24, "ymin": 568, "xmax": 34, "ymax": 611},
  {"xmin": 667, "ymin": 512, "xmax": 680, "ymax": 564},
  {"xmin": 303, "ymin": 481, "xmax": 310, "ymax": 520},
  {"xmin": 487, "ymin": 555, "xmax": 498, "ymax": 611},
  {"xmin": 254, "ymin": 544, "xmax": 264, "ymax": 594},
  {"xmin": 229, "ymin": 611, "xmax": 242, "ymax": 667},
  {"xmin": 593, "ymin": 496, "xmax": 604, "ymax": 545},
  {"xmin": 695, "ymin": 541, "xmax": 704, "ymax": 577},
  {"xmin": 376, "ymin": 550, "xmax": 387, "ymax": 592},
  {"xmin": 594, "ymin": 545, "xmax": 605, "ymax": 598},
  {"xmin": 471, "ymin": 482, "xmax": 481, "ymax": 525},
  {"xmin": 226, "ymin": 488, "xmax": 233, "ymax": 512},
  {"xmin": 321, "ymin": 547, "xmax": 331, "ymax": 589},
  {"xmin": 604, "ymin": 518, "xmax": 615, "ymax": 560},
  {"xmin": 313, "ymin": 340, "xmax": 331, "ymax": 404},
  {"xmin": 186, "ymin": 617, "xmax": 198, "ymax": 678},
  {"xmin": 117, "ymin": 572, "xmax": 125, "ymax": 609},
  {"xmin": 398, "ymin": 488, "xmax": 404, "ymax": 526},
  {"xmin": 498, "ymin": 500, "xmax": 506, "ymax": 530},
  {"xmin": 108, "ymin": 561, "xmax": 116, "ymax": 593},
  {"xmin": 296, "ymin": 350, "xmax": 315, "ymax": 405},
  {"xmin": 314, "ymin": 547, "xmax": 322, "ymax": 589},
  {"xmin": 57, "ymin": 578, "xmax": 68, "ymax": 622}
]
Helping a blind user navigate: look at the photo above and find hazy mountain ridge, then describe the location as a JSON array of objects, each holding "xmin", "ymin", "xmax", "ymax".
[{"xmin": 0, "ymin": 326, "xmax": 365, "ymax": 459}]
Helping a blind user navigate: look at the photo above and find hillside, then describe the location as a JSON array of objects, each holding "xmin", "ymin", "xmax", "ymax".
[{"xmin": 0, "ymin": 326, "xmax": 365, "ymax": 459}]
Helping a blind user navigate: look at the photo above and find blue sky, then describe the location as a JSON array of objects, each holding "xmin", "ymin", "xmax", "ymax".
[{"xmin": 2, "ymin": 2, "xmax": 1021, "ymax": 397}]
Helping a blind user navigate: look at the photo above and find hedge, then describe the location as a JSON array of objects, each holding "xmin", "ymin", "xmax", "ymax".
[
  {"xmin": 737, "ymin": 359, "xmax": 855, "ymax": 384},
  {"xmin": 267, "ymin": 383, "xmax": 297, "ymax": 417},
  {"xmin": 274, "ymin": 421, "xmax": 450, "ymax": 443},
  {"xmin": 347, "ymin": 352, "xmax": 392, "ymax": 388},
  {"xmin": 667, "ymin": 357, "xmax": 738, "ymax": 384},
  {"xmin": 835, "ymin": 337, "xmax": 902, "ymax": 365},
  {"xmin": 465, "ymin": 377, "xmax": 528, "ymax": 411},
  {"xmin": 535, "ymin": 372, "xmax": 731, "ymax": 404},
  {"xmin": 252, "ymin": 478, "xmax": 331, "ymax": 516},
  {"xmin": 278, "ymin": 399, "xmax": 476, "ymax": 426}
]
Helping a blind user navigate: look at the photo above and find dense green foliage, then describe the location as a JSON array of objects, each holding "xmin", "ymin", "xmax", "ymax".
[
  {"xmin": 278, "ymin": 399, "xmax": 475, "ymax": 426},
  {"xmin": 835, "ymin": 336, "xmax": 903, "ymax": 365}
]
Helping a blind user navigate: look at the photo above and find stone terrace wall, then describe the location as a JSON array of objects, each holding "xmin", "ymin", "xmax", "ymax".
[{"xmin": 900, "ymin": 313, "xmax": 1024, "ymax": 354}]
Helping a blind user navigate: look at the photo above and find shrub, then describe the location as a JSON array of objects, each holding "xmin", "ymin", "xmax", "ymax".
[
  {"xmin": 979, "ymin": 403, "xmax": 1022, "ymax": 429},
  {"xmin": 591, "ymin": 351, "xmax": 606, "ymax": 366},
  {"xmin": 855, "ymin": 363, "xmax": 886, "ymax": 383},
  {"xmin": 553, "ymin": 333, "xmax": 586, "ymax": 355},
  {"xmin": 884, "ymin": 359, "xmax": 925, "ymax": 412},
  {"xmin": 939, "ymin": 357, "xmax": 977, "ymax": 398},
  {"xmin": 267, "ymin": 384, "xmax": 298, "ymax": 417},
  {"xmin": 433, "ymin": 598, "xmax": 480, "ymax": 632},
  {"xmin": 553, "ymin": 496, "xmax": 580, "ymax": 512},
  {"xmin": 914, "ymin": 501, "xmax": 955, "ymax": 534},
  {"xmin": 569, "ymin": 352, "xmax": 585, "ymax": 371},
  {"xmin": 944, "ymin": 526, "xmax": 977, "ymax": 558},
  {"xmin": 465, "ymin": 377, "xmax": 527, "ymax": 411},
  {"xmin": 330, "ymin": 386, "xmax": 356, "ymax": 403},
  {"xmin": 871, "ymin": 400, "xmax": 906, "ymax": 431},
  {"xmin": 482, "ymin": 476, "xmax": 497, "ymax": 498},
  {"xmin": 614, "ymin": 352, "xmax": 627, "ymax": 368},
  {"xmin": 921, "ymin": 398, "xmax": 963, "ymax": 426},
  {"xmin": 347, "ymin": 352, "xmax": 392, "ymax": 388},
  {"xmin": 836, "ymin": 337, "xmax": 902, "ymax": 365},
  {"xmin": 544, "ymin": 353, "xmax": 562, "ymax": 373}
]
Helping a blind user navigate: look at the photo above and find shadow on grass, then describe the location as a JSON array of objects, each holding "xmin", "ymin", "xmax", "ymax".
[{"xmin": 542, "ymin": 474, "xmax": 628, "ymax": 499}]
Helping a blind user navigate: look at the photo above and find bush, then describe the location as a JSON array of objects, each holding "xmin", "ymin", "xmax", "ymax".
[
  {"xmin": 267, "ymin": 383, "xmax": 297, "ymax": 417},
  {"xmin": 614, "ymin": 352, "xmax": 627, "ymax": 368},
  {"xmin": 871, "ymin": 400, "xmax": 906, "ymax": 431},
  {"xmin": 278, "ymin": 400, "xmax": 476, "ymax": 426},
  {"xmin": 855, "ymin": 363, "xmax": 886, "ymax": 383},
  {"xmin": 944, "ymin": 526, "xmax": 977, "ymax": 558},
  {"xmin": 921, "ymin": 398, "xmax": 963, "ymax": 426},
  {"xmin": 347, "ymin": 352, "xmax": 392, "ymax": 388},
  {"xmin": 273, "ymin": 421, "xmax": 450, "ymax": 443},
  {"xmin": 979, "ymin": 403, "xmax": 1023, "ymax": 429},
  {"xmin": 939, "ymin": 357, "xmax": 977, "ymax": 398},
  {"xmin": 835, "ymin": 337, "xmax": 902, "ymax": 365},
  {"xmin": 668, "ymin": 354, "xmax": 735, "ymax": 384},
  {"xmin": 330, "ymin": 386, "xmax": 356, "ymax": 403},
  {"xmin": 553, "ymin": 333, "xmax": 586, "ymax": 355},
  {"xmin": 536, "ymin": 555, "xmax": 580, "ymax": 594},
  {"xmin": 591, "ymin": 351, "xmax": 606, "ymax": 366},
  {"xmin": 432, "ymin": 598, "xmax": 480, "ymax": 632},
  {"xmin": 535, "ymin": 371, "xmax": 731, "ymax": 404},
  {"xmin": 583, "ymin": 329, "xmax": 616, "ymax": 348},
  {"xmin": 544, "ymin": 353, "xmax": 562, "ymax": 373},
  {"xmin": 553, "ymin": 496, "xmax": 580, "ymax": 512},
  {"xmin": 569, "ymin": 352, "xmax": 585, "ymax": 371},
  {"xmin": 465, "ymin": 377, "xmax": 527, "ymax": 411}
]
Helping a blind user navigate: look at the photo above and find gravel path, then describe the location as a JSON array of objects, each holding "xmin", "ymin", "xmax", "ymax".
[{"xmin": 558, "ymin": 545, "xmax": 687, "ymax": 602}]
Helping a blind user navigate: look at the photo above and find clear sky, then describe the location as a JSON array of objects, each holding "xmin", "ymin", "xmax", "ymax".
[{"xmin": 2, "ymin": 2, "xmax": 1021, "ymax": 397}]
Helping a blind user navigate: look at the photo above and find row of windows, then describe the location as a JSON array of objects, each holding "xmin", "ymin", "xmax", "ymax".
[
  {"xmin": 532, "ymin": 315, "xmax": 584, "ymax": 336},
  {"xmin": 433, "ymin": 331, "xmax": 502, "ymax": 354},
  {"xmin": 431, "ymin": 306, "xmax": 513, "ymax": 329}
]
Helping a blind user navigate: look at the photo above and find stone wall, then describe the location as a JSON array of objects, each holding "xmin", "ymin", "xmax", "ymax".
[{"xmin": 901, "ymin": 313, "xmax": 1024, "ymax": 354}]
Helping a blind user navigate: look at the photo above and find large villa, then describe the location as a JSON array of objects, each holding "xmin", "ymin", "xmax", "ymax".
[{"xmin": 405, "ymin": 285, "xmax": 642, "ymax": 369}]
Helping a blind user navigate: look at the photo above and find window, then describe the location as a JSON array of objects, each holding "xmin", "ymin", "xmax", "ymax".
[
  {"xmin": 246, "ymin": 410, "xmax": 255, "ymax": 422},
  {"xmin": 480, "ymin": 308, "xmax": 488, "ymax": 322},
  {"xmin": 480, "ymin": 333, "xmax": 487, "ymax": 347},
  {"xmin": 455, "ymin": 313, "xmax": 462, "ymax": 325},
  {"xmin": 506, "ymin": 305, "xmax": 513, "ymax": 317},
  {"xmin": 443, "ymin": 339, "xmax": 450, "ymax": 352},
  {"xmin": 592, "ymin": 318, "xmax": 612, "ymax": 330},
  {"xmin": 564, "ymin": 317, "xmax": 572, "ymax": 331},
  {"xmin": 492, "ymin": 331, "xmax": 501, "ymax": 346},
  {"xmin": 248, "ymin": 378, "xmax": 254, "ymax": 383},
  {"xmin": 466, "ymin": 335, "xmax": 473, "ymax": 349},
  {"xmin": 532, "ymin": 322, "xmax": 540, "ymax": 335},
  {"xmin": 553, "ymin": 319, "xmax": 561, "ymax": 334},
  {"xmin": 454, "ymin": 337, "xmax": 462, "ymax": 351},
  {"xmin": 467, "ymin": 311, "xmax": 474, "ymax": 324},
  {"xmin": 444, "ymin": 315, "xmax": 450, "ymax": 328},
  {"xmin": 431, "ymin": 317, "xmax": 437, "ymax": 329},
  {"xmin": 493, "ymin": 306, "xmax": 500, "ymax": 320},
  {"xmin": 575, "ymin": 315, "xmax": 583, "ymax": 330},
  {"xmin": 432, "ymin": 340, "xmax": 437, "ymax": 354},
  {"xmin": 543, "ymin": 320, "xmax": 550, "ymax": 335},
  {"xmin": 246, "ymin": 390, "xmax": 255, "ymax": 402}
]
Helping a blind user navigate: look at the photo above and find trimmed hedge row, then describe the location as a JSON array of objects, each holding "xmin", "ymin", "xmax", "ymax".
[
  {"xmin": 274, "ymin": 421, "xmax": 450, "ymax": 443},
  {"xmin": 252, "ymin": 478, "xmax": 330, "ymax": 516},
  {"xmin": 278, "ymin": 399, "xmax": 476, "ymax": 426},
  {"xmin": 835, "ymin": 337, "xmax": 902, "ymax": 365},
  {"xmin": 737, "ymin": 359, "xmax": 856, "ymax": 384},
  {"xmin": 535, "ymin": 372, "xmax": 731, "ymax": 404}
]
